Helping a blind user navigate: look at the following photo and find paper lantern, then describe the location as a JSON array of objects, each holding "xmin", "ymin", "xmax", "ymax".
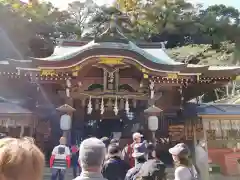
[
  {"xmin": 60, "ymin": 114, "xmax": 71, "ymax": 131},
  {"xmin": 148, "ymin": 116, "xmax": 158, "ymax": 131}
]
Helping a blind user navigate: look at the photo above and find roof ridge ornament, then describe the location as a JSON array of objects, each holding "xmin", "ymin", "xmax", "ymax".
[{"xmin": 94, "ymin": 8, "xmax": 130, "ymax": 44}]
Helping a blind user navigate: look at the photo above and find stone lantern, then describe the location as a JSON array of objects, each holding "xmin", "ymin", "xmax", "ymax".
[
  {"xmin": 56, "ymin": 104, "xmax": 76, "ymax": 145},
  {"xmin": 144, "ymin": 105, "xmax": 163, "ymax": 144}
]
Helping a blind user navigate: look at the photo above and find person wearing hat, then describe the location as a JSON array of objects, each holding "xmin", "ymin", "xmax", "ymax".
[
  {"xmin": 102, "ymin": 144, "xmax": 130, "ymax": 180},
  {"xmin": 110, "ymin": 138, "xmax": 119, "ymax": 146},
  {"xmin": 101, "ymin": 137, "xmax": 110, "ymax": 148},
  {"xmin": 74, "ymin": 137, "xmax": 107, "ymax": 180},
  {"xmin": 122, "ymin": 132, "xmax": 146, "ymax": 167},
  {"xmin": 71, "ymin": 144, "xmax": 81, "ymax": 178},
  {"xmin": 169, "ymin": 143, "xmax": 198, "ymax": 180},
  {"xmin": 137, "ymin": 144, "xmax": 166, "ymax": 180},
  {"xmin": 146, "ymin": 143, "xmax": 155, "ymax": 160},
  {"xmin": 125, "ymin": 143, "xmax": 147, "ymax": 180}
]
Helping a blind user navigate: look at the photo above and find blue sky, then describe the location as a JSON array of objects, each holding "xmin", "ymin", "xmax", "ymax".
[
  {"xmin": 191, "ymin": 0, "xmax": 240, "ymax": 8},
  {"xmin": 45, "ymin": 0, "xmax": 240, "ymax": 10}
]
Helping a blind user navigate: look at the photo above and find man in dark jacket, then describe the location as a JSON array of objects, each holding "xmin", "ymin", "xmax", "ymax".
[
  {"xmin": 71, "ymin": 144, "xmax": 81, "ymax": 178},
  {"xmin": 125, "ymin": 144, "xmax": 147, "ymax": 180},
  {"xmin": 137, "ymin": 144, "xmax": 166, "ymax": 180},
  {"xmin": 122, "ymin": 132, "xmax": 147, "ymax": 168},
  {"xmin": 102, "ymin": 144, "xmax": 130, "ymax": 180},
  {"xmin": 101, "ymin": 137, "xmax": 110, "ymax": 148}
]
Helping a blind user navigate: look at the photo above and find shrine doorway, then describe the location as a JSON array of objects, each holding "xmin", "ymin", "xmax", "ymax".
[{"xmin": 97, "ymin": 119, "xmax": 123, "ymax": 138}]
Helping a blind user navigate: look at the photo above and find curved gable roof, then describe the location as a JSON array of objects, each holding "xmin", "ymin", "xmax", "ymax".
[{"xmin": 35, "ymin": 40, "xmax": 182, "ymax": 65}]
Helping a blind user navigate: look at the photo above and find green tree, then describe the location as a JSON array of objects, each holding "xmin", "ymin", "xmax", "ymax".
[
  {"xmin": 197, "ymin": 5, "xmax": 240, "ymax": 48},
  {"xmin": 59, "ymin": 0, "xmax": 97, "ymax": 39},
  {"xmin": 87, "ymin": 6, "xmax": 132, "ymax": 37},
  {"xmin": 0, "ymin": 0, "xmax": 70, "ymax": 57}
]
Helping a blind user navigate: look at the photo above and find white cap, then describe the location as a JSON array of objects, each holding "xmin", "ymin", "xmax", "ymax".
[{"xmin": 132, "ymin": 132, "xmax": 143, "ymax": 140}]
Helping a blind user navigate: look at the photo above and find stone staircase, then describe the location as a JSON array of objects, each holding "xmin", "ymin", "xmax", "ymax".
[{"xmin": 43, "ymin": 168, "xmax": 74, "ymax": 180}]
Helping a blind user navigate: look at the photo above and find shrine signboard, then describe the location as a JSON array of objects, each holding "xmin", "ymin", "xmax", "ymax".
[
  {"xmin": 169, "ymin": 125, "xmax": 185, "ymax": 141},
  {"xmin": 99, "ymin": 57, "xmax": 124, "ymax": 65}
]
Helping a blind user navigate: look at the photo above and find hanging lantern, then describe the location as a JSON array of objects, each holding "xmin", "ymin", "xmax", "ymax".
[
  {"xmin": 125, "ymin": 98, "xmax": 130, "ymax": 114},
  {"xmin": 149, "ymin": 81, "xmax": 155, "ymax": 99},
  {"xmin": 60, "ymin": 114, "xmax": 71, "ymax": 131},
  {"xmin": 66, "ymin": 88, "xmax": 70, "ymax": 97},
  {"xmin": 17, "ymin": 69, "xmax": 20, "ymax": 75},
  {"xmin": 113, "ymin": 96, "xmax": 118, "ymax": 115},
  {"xmin": 178, "ymin": 86, "xmax": 184, "ymax": 109},
  {"xmin": 78, "ymin": 81, "xmax": 82, "ymax": 87},
  {"xmin": 148, "ymin": 116, "xmax": 158, "ymax": 131},
  {"xmin": 100, "ymin": 97, "xmax": 105, "ymax": 115},
  {"xmin": 87, "ymin": 96, "xmax": 93, "ymax": 114},
  {"xmin": 66, "ymin": 79, "xmax": 71, "ymax": 98},
  {"xmin": 5, "ymin": 119, "xmax": 9, "ymax": 129},
  {"xmin": 66, "ymin": 79, "xmax": 71, "ymax": 88}
]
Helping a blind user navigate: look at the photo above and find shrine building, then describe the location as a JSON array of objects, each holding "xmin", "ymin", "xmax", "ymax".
[{"xmin": 0, "ymin": 24, "xmax": 240, "ymax": 146}]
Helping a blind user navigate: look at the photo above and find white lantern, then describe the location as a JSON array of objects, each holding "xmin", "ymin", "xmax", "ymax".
[
  {"xmin": 148, "ymin": 116, "xmax": 158, "ymax": 131},
  {"xmin": 60, "ymin": 114, "xmax": 71, "ymax": 131}
]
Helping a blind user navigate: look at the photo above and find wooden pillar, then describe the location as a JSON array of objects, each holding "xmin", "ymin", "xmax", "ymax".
[
  {"xmin": 30, "ymin": 117, "xmax": 36, "ymax": 137},
  {"xmin": 65, "ymin": 98, "xmax": 74, "ymax": 108},
  {"xmin": 103, "ymin": 69, "xmax": 107, "ymax": 91},
  {"xmin": 115, "ymin": 69, "xmax": 119, "ymax": 91},
  {"xmin": 202, "ymin": 118, "xmax": 210, "ymax": 180},
  {"xmin": 72, "ymin": 99, "xmax": 85, "ymax": 143}
]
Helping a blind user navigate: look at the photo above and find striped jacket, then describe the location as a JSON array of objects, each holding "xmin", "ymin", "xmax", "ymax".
[{"xmin": 50, "ymin": 145, "xmax": 71, "ymax": 169}]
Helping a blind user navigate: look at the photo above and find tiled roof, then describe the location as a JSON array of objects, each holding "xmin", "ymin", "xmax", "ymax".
[
  {"xmin": 36, "ymin": 40, "xmax": 182, "ymax": 65},
  {"xmin": 183, "ymin": 103, "xmax": 240, "ymax": 117},
  {"xmin": 0, "ymin": 102, "xmax": 32, "ymax": 114}
]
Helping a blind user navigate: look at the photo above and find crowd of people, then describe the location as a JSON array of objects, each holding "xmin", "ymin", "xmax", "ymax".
[{"xmin": 0, "ymin": 132, "xmax": 209, "ymax": 180}]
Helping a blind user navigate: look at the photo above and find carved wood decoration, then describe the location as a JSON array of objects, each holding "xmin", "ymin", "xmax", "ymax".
[
  {"xmin": 53, "ymin": 56, "xmax": 180, "ymax": 111},
  {"xmin": 93, "ymin": 58, "xmax": 130, "ymax": 93}
]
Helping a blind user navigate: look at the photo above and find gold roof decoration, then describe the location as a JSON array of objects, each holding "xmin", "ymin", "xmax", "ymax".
[{"xmin": 56, "ymin": 104, "xmax": 76, "ymax": 112}]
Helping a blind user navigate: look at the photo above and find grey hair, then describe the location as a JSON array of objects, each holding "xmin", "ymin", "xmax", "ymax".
[{"xmin": 79, "ymin": 137, "xmax": 106, "ymax": 169}]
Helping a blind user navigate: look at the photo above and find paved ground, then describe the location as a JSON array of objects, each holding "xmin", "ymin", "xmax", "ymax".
[
  {"xmin": 43, "ymin": 168, "xmax": 174, "ymax": 180},
  {"xmin": 43, "ymin": 168, "xmax": 240, "ymax": 180}
]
